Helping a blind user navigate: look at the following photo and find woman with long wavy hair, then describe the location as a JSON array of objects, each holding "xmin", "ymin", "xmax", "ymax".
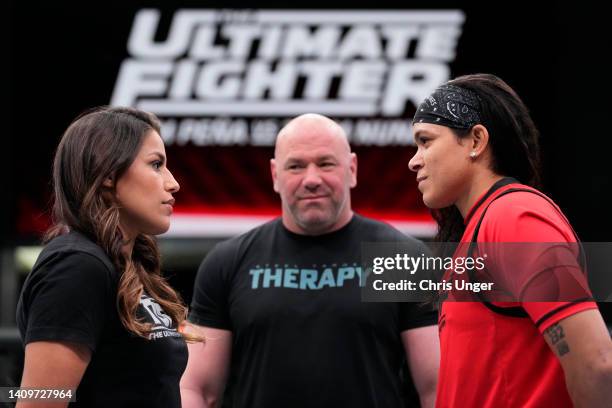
[
  {"xmin": 408, "ymin": 74, "xmax": 612, "ymax": 407},
  {"xmin": 16, "ymin": 106, "xmax": 198, "ymax": 407}
]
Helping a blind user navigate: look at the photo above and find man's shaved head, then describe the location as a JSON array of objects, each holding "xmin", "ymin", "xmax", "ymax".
[
  {"xmin": 275, "ymin": 113, "xmax": 351, "ymax": 160},
  {"xmin": 270, "ymin": 113, "xmax": 357, "ymax": 235}
]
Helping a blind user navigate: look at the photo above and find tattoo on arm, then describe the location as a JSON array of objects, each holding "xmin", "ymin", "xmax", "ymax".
[{"xmin": 544, "ymin": 323, "xmax": 570, "ymax": 357}]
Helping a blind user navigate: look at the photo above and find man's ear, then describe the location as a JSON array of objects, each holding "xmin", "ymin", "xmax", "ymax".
[
  {"xmin": 470, "ymin": 124, "xmax": 490, "ymax": 157},
  {"xmin": 349, "ymin": 153, "xmax": 357, "ymax": 188},
  {"xmin": 270, "ymin": 159, "xmax": 279, "ymax": 193}
]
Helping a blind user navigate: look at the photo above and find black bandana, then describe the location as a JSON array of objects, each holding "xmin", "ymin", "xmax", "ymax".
[{"xmin": 413, "ymin": 84, "xmax": 481, "ymax": 129}]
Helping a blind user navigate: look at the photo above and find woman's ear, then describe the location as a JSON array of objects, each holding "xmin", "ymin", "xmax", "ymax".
[
  {"xmin": 101, "ymin": 176, "xmax": 116, "ymax": 204},
  {"xmin": 102, "ymin": 176, "xmax": 114, "ymax": 188},
  {"xmin": 470, "ymin": 124, "xmax": 490, "ymax": 157}
]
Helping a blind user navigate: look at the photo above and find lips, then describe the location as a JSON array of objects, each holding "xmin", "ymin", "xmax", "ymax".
[
  {"xmin": 162, "ymin": 198, "xmax": 175, "ymax": 206},
  {"xmin": 298, "ymin": 195, "xmax": 330, "ymax": 207},
  {"xmin": 162, "ymin": 198, "xmax": 175, "ymax": 213},
  {"xmin": 416, "ymin": 176, "xmax": 427, "ymax": 184},
  {"xmin": 299, "ymin": 195, "xmax": 328, "ymax": 201}
]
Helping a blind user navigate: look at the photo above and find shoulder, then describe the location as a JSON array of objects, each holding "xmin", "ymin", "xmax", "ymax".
[
  {"xmin": 18, "ymin": 234, "xmax": 117, "ymax": 324},
  {"xmin": 18, "ymin": 234, "xmax": 118, "ymax": 350},
  {"xmin": 36, "ymin": 231, "xmax": 115, "ymax": 273},
  {"xmin": 353, "ymin": 214, "xmax": 425, "ymax": 246},
  {"xmin": 210, "ymin": 218, "xmax": 281, "ymax": 255},
  {"xmin": 487, "ymin": 186, "xmax": 560, "ymax": 215},
  {"xmin": 30, "ymin": 232, "xmax": 118, "ymax": 285},
  {"xmin": 482, "ymin": 186, "xmax": 575, "ymax": 242},
  {"xmin": 199, "ymin": 218, "xmax": 281, "ymax": 271},
  {"xmin": 22, "ymin": 249, "xmax": 115, "ymax": 305}
]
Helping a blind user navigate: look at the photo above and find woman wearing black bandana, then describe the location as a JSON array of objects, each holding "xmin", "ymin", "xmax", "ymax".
[{"xmin": 409, "ymin": 74, "xmax": 612, "ymax": 407}]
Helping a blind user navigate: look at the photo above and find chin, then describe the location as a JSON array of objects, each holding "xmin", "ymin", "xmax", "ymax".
[
  {"xmin": 423, "ymin": 194, "xmax": 449, "ymax": 210},
  {"xmin": 422, "ymin": 194, "xmax": 435, "ymax": 209},
  {"xmin": 297, "ymin": 213, "xmax": 333, "ymax": 230},
  {"xmin": 299, "ymin": 215, "xmax": 328, "ymax": 227},
  {"xmin": 143, "ymin": 220, "xmax": 171, "ymax": 236}
]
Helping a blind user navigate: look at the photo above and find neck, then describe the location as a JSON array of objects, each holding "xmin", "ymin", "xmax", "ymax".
[
  {"xmin": 119, "ymin": 225, "xmax": 136, "ymax": 257},
  {"xmin": 455, "ymin": 171, "xmax": 505, "ymax": 219},
  {"xmin": 122, "ymin": 239, "xmax": 134, "ymax": 258}
]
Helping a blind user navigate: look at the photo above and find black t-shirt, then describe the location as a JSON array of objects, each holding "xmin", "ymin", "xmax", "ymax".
[
  {"xmin": 189, "ymin": 214, "xmax": 437, "ymax": 408},
  {"xmin": 16, "ymin": 231, "xmax": 188, "ymax": 408}
]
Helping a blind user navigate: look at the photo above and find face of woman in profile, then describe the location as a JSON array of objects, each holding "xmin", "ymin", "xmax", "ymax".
[
  {"xmin": 408, "ymin": 123, "xmax": 473, "ymax": 209},
  {"xmin": 113, "ymin": 131, "xmax": 179, "ymax": 238}
]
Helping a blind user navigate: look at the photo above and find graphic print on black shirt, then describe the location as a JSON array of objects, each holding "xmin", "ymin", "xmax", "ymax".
[
  {"xmin": 189, "ymin": 215, "xmax": 437, "ymax": 408},
  {"xmin": 140, "ymin": 293, "xmax": 183, "ymax": 341}
]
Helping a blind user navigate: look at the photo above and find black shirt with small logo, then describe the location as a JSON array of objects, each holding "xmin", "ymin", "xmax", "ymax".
[{"xmin": 17, "ymin": 231, "xmax": 187, "ymax": 408}]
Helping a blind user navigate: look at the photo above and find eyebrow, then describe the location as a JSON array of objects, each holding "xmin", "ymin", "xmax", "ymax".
[
  {"xmin": 147, "ymin": 151, "xmax": 166, "ymax": 163},
  {"xmin": 284, "ymin": 154, "xmax": 338, "ymax": 164},
  {"xmin": 316, "ymin": 155, "xmax": 338, "ymax": 162}
]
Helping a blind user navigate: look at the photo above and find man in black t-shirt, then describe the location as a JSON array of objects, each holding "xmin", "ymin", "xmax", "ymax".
[{"xmin": 180, "ymin": 114, "xmax": 439, "ymax": 408}]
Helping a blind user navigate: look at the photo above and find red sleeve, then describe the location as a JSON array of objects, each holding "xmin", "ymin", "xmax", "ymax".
[
  {"xmin": 524, "ymin": 301, "xmax": 598, "ymax": 333},
  {"xmin": 481, "ymin": 192, "xmax": 595, "ymax": 328}
]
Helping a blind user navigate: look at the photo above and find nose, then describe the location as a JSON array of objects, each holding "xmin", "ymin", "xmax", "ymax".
[
  {"xmin": 302, "ymin": 164, "xmax": 322, "ymax": 190},
  {"xmin": 408, "ymin": 150, "xmax": 423, "ymax": 173},
  {"xmin": 165, "ymin": 169, "xmax": 180, "ymax": 193}
]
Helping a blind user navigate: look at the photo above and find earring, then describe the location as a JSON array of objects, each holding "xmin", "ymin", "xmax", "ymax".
[{"xmin": 470, "ymin": 151, "xmax": 477, "ymax": 159}]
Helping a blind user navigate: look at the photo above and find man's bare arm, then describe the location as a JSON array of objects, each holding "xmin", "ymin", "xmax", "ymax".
[
  {"xmin": 181, "ymin": 325, "xmax": 232, "ymax": 408},
  {"xmin": 401, "ymin": 325, "xmax": 440, "ymax": 408}
]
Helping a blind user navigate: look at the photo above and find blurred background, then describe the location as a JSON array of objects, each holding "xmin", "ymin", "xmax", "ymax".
[{"xmin": 2, "ymin": 0, "xmax": 611, "ymax": 388}]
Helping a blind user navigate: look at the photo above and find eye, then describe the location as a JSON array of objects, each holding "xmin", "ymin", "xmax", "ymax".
[
  {"xmin": 417, "ymin": 137, "xmax": 431, "ymax": 146},
  {"xmin": 151, "ymin": 160, "xmax": 163, "ymax": 170},
  {"xmin": 287, "ymin": 163, "xmax": 304, "ymax": 171},
  {"xmin": 320, "ymin": 162, "xmax": 335, "ymax": 168}
]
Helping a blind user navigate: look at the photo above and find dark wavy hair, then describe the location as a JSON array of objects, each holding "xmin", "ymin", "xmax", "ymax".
[
  {"xmin": 46, "ymin": 106, "xmax": 199, "ymax": 340},
  {"xmin": 431, "ymin": 74, "xmax": 543, "ymax": 243}
]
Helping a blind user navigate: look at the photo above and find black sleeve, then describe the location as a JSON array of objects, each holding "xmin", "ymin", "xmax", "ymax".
[
  {"xmin": 398, "ymin": 302, "xmax": 438, "ymax": 331},
  {"xmin": 399, "ymin": 239, "xmax": 438, "ymax": 331},
  {"xmin": 21, "ymin": 252, "xmax": 113, "ymax": 351},
  {"xmin": 188, "ymin": 241, "xmax": 234, "ymax": 330}
]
